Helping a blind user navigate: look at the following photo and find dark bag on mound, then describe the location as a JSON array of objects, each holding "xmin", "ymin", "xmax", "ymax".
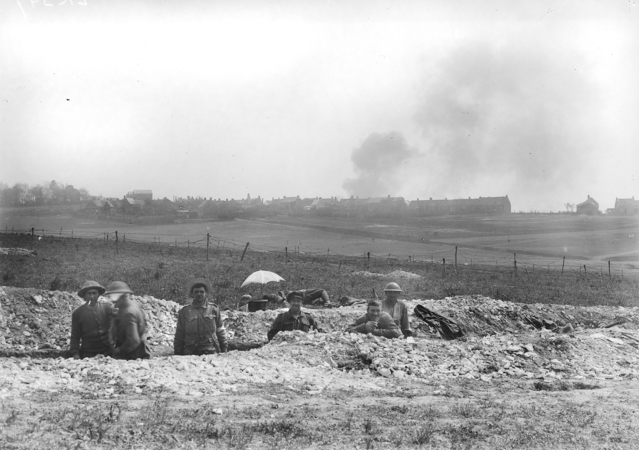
[{"xmin": 414, "ymin": 304, "xmax": 465, "ymax": 340}]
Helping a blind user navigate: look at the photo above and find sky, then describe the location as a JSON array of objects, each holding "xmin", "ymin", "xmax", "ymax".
[{"xmin": 1, "ymin": 0, "xmax": 637, "ymax": 211}]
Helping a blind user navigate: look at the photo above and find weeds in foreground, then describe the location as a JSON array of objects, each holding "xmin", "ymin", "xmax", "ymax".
[{"xmin": 413, "ymin": 423, "xmax": 437, "ymax": 446}]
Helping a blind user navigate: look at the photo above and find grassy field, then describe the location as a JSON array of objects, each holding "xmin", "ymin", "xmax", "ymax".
[{"xmin": 1, "ymin": 233, "xmax": 637, "ymax": 308}]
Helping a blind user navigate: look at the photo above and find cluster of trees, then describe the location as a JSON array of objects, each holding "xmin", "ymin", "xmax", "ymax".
[{"xmin": 0, "ymin": 181, "xmax": 91, "ymax": 207}]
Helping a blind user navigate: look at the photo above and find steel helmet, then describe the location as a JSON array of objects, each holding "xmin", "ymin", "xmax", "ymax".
[
  {"xmin": 104, "ymin": 281, "xmax": 134, "ymax": 295},
  {"xmin": 383, "ymin": 282, "xmax": 403, "ymax": 292},
  {"xmin": 78, "ymin": 280, "xmax": 106, "ymax": 298}
]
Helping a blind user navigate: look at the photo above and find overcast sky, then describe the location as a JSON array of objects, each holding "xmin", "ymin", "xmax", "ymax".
[{"xmin": 1, "ymin": 0, "xmax": 637, "ymax": 211}]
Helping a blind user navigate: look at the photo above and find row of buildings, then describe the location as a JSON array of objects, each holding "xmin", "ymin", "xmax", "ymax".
[
  {"xmin": 84, "ymin": 191, "xmax": 513, "ymax": 218},
  {"xmin": 85, "ymin": 191, "xmax": 638, "ymax": 218}
]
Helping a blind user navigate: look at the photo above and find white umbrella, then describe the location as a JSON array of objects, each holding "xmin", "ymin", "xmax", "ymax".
[{"xmin": 241, "ymin": 270, "xmax": 285, "ymax": 290}]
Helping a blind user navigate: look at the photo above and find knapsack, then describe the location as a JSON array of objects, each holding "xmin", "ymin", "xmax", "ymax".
[{"xmin": 413, "ymin": 304, "xmax": 465, "ymax": 340}]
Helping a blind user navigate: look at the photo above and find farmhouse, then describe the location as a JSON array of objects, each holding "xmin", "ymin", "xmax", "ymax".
[
  {"xmin": 269, "ymin": 196, "xmax": 302, "ymax": 212},
  {"xmin": 576, "ymin": 195, "xmax": 599, "ymax": 215},
  {"xmin": 613, "ymin": 197, "xmax": 639, "ymax": 215},
  {"xmin": 84, "ymin": 198, "xmax": 114, "ymax": 215},
  {"xmin": 122, "ymin": 197, "xmax": 145, "ymax": 213}
]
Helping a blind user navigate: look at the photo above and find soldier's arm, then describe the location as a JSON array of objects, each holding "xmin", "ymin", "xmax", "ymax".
[
  {"xmin": 310, "ymin": 315, "xmax": 323, "ymax": 333},
  {"xmin": 215, "ymin": 309, "xmax": 228, "ymax": 353},
  {"xmin": 69, "ymin": 310, "xmax": 82, "ymax": 358},
  {"xmin": 372, "ymin": 316, "xmax": 401, "ymax": 339},
  {"xmin": 345, "ymin": 315, "xmax": 367, "ymax": 333},
  {"xmin": 173, "ymin": 310, "xmax": 185, "ymax": 355},
  {"xmin": 267, "ymin": 314, "xmax": 284, "ymax": 341},
  {"xmin": 116, "ymin": 313, "xmax": 141, "ymax": 355}
]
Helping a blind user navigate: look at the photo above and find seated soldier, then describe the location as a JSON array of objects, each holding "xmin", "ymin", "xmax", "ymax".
[
  {"xmin": 267, "ymin": 291, "xmax": 322, "ymax": 341},
  {"xmin": 345, "ymin": 300, "xmax": 401, "ymax": 339}
]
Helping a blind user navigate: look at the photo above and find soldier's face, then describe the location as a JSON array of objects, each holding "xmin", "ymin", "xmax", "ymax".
[
  {"xmin": 192, "ymin": 287, "xmax": 207, "ymax": 303},
  {"xmin": 368, "ymin": 305, "xmax": 381, "ymax": 322},
  {"xmin": 289, "ymin": 297, "xmax": 302, "ymax": 313},
  {"xmin": 385, "ymin": 291, "xmax": 400, "ymax": 301},
  {"xmin": 84, "ymin": 289, "xmax": 100, "ymax": 303}
]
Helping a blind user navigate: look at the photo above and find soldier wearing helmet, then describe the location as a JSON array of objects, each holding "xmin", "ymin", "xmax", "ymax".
[
  {"xmin": 174, "ymin": 278, "xmax": 228, "ymax": 355},
  {"xmin": 105, "ymin": 281, "xmax": 151, "ymax": 360},
  {"xmin": 381, "ymin": 282, "xmax": 412, "ymax": 338},
  {"xmin": 69, "ymin": 281, "xmax": 113, "ymax": 359}
]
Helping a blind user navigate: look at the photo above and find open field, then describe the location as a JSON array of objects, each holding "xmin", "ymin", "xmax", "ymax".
[{"xmin": 1, "ymin": 208, "xmax": 637, "ymax": 275}]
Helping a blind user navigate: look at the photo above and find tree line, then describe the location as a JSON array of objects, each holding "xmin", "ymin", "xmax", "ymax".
[{"xmin": 0, "ymin": 180, "xmax": 91, "ymax": 207}]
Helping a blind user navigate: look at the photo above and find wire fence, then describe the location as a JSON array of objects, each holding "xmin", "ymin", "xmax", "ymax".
[{"xmin": 1, "ymin": 225, "xmax": 637, "ymax": 281}]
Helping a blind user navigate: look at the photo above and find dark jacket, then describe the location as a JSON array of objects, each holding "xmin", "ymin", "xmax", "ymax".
[
  {"xmin": 346, "ymin": 312, "xmax": 402, "ymax": 339},
  {"xmin": 267, "ymin": 310, "xmax": 321, "ymax": 341},
  {"xmin": 174, "ymin": 300, "xmax": 228, "ymax": 355},
  {"xmin": 110, "ymin": 299, "xmax": 151, "ymax": 360},
  {"xmin": 70, "ymin": 302, "xmax": 113, "ymax": 357}
]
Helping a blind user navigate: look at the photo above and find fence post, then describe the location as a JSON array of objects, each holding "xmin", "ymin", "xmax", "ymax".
[
  {"xmin": 241, "ymin": 242, "xmax": 249, "ymax": 261},
  {"xmin": 455, "ymin": 246, "xmax": 457, "ymax": 270},
  {"xmin": 367, "ymin": 252, "xmax": 370, "ymax": 267},
  {"xmin": 514, "ymin": 253, "xmax": 517, "ymax": 276},
  {"xmin": 608, "ymin": 261, "xmax": 611, "ymax": 280},
  {"xmin": 285, "ymin": 247, "xmax": 288, "ymax": 263},
  {"xmin": 583, "ymin": 264, "xmax": 588, "ymax": 281},
  {"xmin": 561, "ymin": 256, "xmax": 565, "ymax": 275},
  {"xmin": 442, "ymin": 257, "xmax": 446, "ymax": 276},
  {"xmin": 42, "ymin": 228, "xmax": 45, "ymax": 237},
  {"xmin": 60, "ymin": 228, "xmax": 62, "ymax": 237},
  {"xmin": 207, "ymin": 233, "xmax": 210, "ymax": 261}
]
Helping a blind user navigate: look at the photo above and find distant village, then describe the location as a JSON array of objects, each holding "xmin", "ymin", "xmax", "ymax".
[{"xmin": 82, "ymin": 191, "xmax": 639, "ymax": 220}]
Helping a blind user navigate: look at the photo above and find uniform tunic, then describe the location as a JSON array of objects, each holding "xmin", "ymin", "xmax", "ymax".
[
  {"xmin": 346, "ymin": 312, "xmax": 401, "ymax": 339},
  {"xmin": 174, "ymin": 300, "xmax": 228, "ymax": 355},
  {"xmin": 267, "ymin": 310, "xmax": 321, "ymax": 341},
  {"xmin": 110, "ymin": 300, "xmax": 151, "ymax": 360},
  {"xmin": 70, "ymin": 302, "xmax": 113, "ymax": 358}
]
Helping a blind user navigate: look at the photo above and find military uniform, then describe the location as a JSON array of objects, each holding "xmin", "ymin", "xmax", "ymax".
[
  {"xmin": 110, "ymin": 299, "xmax": 151, "ymax": 360},
  {"xmin": 70, "ymin": 301, "xmax": 113, "ymax": 358},
  {"xmin": 174, "ymin": 300, "xmax": 228, "ymax": 355},
  {"xmin": 267, "ymin": 310, "xmax": 321, "ymax": 341},
  {"xmin": 346, "ymin": 311, "xmax": 401, "ymax": 339}
]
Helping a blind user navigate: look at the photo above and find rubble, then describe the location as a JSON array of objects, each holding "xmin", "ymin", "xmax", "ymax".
[
  {"xmin": 1, "ymin": 286, "xmax": 638, "ymax": 400},
  {"xmin": 0, "ymin": 247, "xmax": 36, "ymax": 256}
]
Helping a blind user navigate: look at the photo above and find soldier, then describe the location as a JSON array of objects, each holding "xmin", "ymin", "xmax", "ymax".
[
  {"xmin": 297, "ymin": 288, "xmax": 331, "ymax": 306},
  {"xmin": 345, "ymin": 300, "xmax": 401, "ymax": 338},
  {"xmin": 69, "ymin": 281, "xmax": 113, "ymax": 359},
  {"xmin": 267, "ymin": 291, "xmax": 322, "ymax": 341},
  {"xmin": 105, "ymin": 281, "xmax": 151, "ymax": 360},
  {"xmin": 381, "ymin": 282, "xmax": 412, "ymax": 337},
  {"xmin": 174, "ymin": 278, "xmax": 228, "ymax": 355}
]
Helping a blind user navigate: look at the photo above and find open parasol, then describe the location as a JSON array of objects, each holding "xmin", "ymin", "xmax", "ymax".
[{"xmin": 241, "ymin": 270, "xmax": 285, "ymax": 296}]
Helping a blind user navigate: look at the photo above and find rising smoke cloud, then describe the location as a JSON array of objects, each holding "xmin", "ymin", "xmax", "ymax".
[
  {"xmin": 413, "ymin": 40, "xmax": 603, "ymax": 205},
  {"xmin": 343, "ymin": 131, "xmax": 419, "ymax": 198}
]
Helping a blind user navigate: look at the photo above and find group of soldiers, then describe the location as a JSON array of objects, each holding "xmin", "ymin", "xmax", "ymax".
[{"xmin": 70, "ymin": 278, "xmax": 412, "ymax": 360}]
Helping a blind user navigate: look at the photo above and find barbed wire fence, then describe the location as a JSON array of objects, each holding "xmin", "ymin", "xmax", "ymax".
[{"xmin": 2, "ymin": 225, "xmax": 636, "ymax": 283}]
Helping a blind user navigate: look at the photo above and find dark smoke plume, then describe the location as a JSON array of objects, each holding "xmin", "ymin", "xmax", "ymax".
[
  {"xmin": 343, "ymin": 131, "xmax": 419, "ymax": 198},
  {"xmin": 414, "ymin": 40, "xmax": 602, "ymax": 200}
]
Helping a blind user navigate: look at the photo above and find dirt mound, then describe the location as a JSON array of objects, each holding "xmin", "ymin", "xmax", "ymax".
[
  {"xmin": 350, "ymin": 270, "xmax": 421, "ymax": 279},
  {"xmin": 0, "ymin": 248, "xmax": 36, "ymax": 256},
  {"xmin": 2, "ymin": 286, "xmax": 639, "ymax": 356}
]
